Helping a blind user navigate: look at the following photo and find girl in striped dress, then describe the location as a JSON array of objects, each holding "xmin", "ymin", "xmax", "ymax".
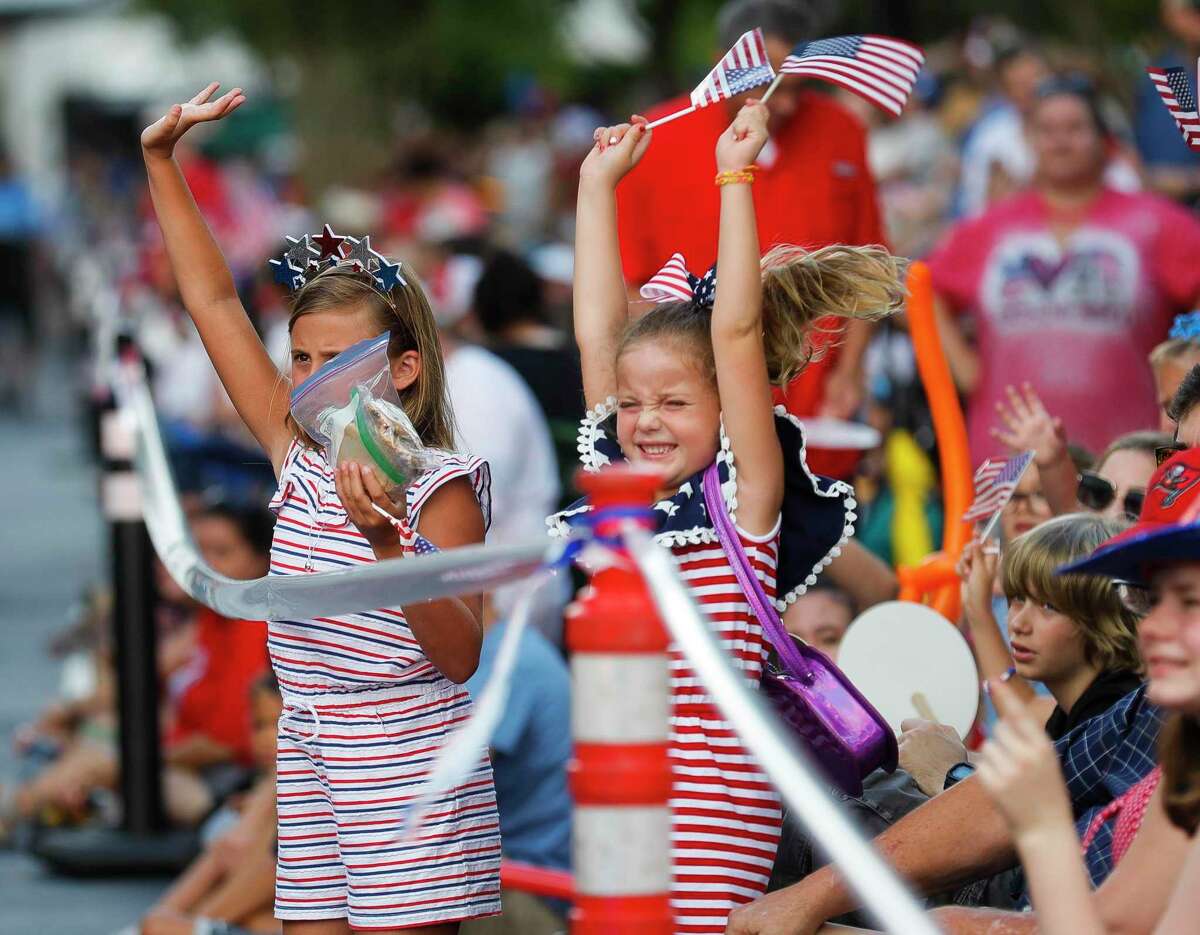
[
  {"xmin": 143, "ymin": 86, "xmax": 500, "ymax": 933},
  {"xmin": 553, "ymin": 102, "xmax": 904, "ymax": 932}
]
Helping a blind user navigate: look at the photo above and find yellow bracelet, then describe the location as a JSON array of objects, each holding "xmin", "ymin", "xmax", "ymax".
[{"xmin": 715, "ymin": 164, "xmax": 759, "ymax": 187}]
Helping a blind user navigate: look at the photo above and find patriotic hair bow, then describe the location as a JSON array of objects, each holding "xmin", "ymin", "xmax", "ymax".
[
  {"xmin": 1171, "ymin": 310, "xmax": 1200, "ymax": 341},
  {"xmin": 638, "ymin": 253, "xmax": 717, "ymax": 307}
]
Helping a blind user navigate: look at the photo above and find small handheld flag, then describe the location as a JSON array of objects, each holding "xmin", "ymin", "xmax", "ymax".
[
  {"xmin": 646, "ymin": 29, "xmax": 775, "ymax": 130},
  {"xmin": 761, "ymin": 34, "xmax": 924, "ymax": 116},
  {"xmin": 1146, "ymin": 65, "xmax": 1200, "ymax": 151},
  {"xmin": 963, "ymin": 450, "xmax": 1035, "ymax": 539}
]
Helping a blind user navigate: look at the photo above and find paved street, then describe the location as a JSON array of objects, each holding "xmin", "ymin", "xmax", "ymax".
[{"xmin": 1, "ymin": 352, "xmax": 166, "ymax": 934}]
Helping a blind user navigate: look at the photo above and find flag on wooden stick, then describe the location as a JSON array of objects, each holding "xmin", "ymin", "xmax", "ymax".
[
  {"xmin": 963, "ymin": 450, "xmax": 1036, "ymax": 537},
  {"xmin": 647, "ymin": 29, "xmax": 775, "ymax": 129}
]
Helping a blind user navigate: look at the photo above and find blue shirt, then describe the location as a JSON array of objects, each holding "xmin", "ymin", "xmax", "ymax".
[
  {"xmin": 467, "ymin": 621, "xmax": 572, "ymax": 870},
  {"xmin": 1058, "ymin": 685, "xmax": 1163, "ymax": 887}
]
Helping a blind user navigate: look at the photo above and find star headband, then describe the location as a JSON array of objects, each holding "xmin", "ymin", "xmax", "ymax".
[
  {"xmin": 1170, "ymin": 310, "xmax": 1200, "ymax": 342},
  {"xmin": 268, "ymin": 224, "xmax": 407, "ymax": 300},
  {"xmin": 639, "ymin": 253, "xmax": 717, "ymax": 308}
]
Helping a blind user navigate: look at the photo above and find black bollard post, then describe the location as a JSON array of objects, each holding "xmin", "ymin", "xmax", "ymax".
[
  {"xmin": 100, "ymin": 394, "xmax": 164, "ymax": 833},
  {"xmin": 32, "ymin": 350, "xmax": 199, "ymax": 874}
]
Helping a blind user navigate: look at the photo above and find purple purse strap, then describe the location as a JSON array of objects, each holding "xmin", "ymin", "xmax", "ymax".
[{"xmin": 702, "ymin": 463, "xmax": 812, "ymax": 680}]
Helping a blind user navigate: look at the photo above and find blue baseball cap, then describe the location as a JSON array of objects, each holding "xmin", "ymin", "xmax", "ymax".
[{"xmin": 1058, "ymin": 448, "xmax": 1200, "ymax": 585}]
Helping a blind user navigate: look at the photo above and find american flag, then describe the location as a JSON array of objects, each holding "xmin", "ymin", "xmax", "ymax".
[
  {"xmin": 411, "ymin": 533, "xmax": 440, "ymax": 556},
  {"xmin": 691, "ymin": 28, "xmax": 775, "ymax": 108},
  {"xmin": 1146, "ymin": 66, "xmax": 1200, "ymax": 151},
  {"xmin": 780, "ymin": 34, "xmax": 925, "ymax": 117},
  {"xmin": 963, "ymin": 450, "xmax": 1035, "ymax": 524}
]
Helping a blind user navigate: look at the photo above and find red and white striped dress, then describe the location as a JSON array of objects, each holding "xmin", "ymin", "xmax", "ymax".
[
  {"xmin": 268, "ymin": 439, "xmax": 501, "ymax": 929},
  {"xmin": 668, "ymin": 525, "xmax": 784, "ymax": 933}
]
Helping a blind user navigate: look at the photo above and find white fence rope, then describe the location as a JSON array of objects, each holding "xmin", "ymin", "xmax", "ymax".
[
  {"xmin": 116, "ymin": 363, "xmax": 553, "ymax": 620},
  {"xmin": 626, "ymin": 527, "xmax": 939, "ymax": 935}
]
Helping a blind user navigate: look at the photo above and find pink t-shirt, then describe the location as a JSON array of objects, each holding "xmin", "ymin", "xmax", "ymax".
[{"xmin": 927, "ymin": 189, "xmax": 1200, "ymax": 456}]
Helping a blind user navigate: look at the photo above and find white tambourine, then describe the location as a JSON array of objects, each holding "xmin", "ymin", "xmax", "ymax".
[{"xmin": 836, "ymin": 600, "xmax": 980, "ymax": 739}]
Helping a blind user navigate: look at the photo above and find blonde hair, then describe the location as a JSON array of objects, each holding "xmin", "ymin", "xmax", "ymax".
[
  {"xmin": 288, "ymin": 269, "xmax": 456, "ymax": 450},
  {"xmin": 1001, "ymin": 514, "xmax": 1142, "ymax": 674},
  {"xmin": 618, "ymin": 243, "xmax": 906, "ymax": 386},
  {"xmin": 1149, "ymin": 337, "xmax": 1200, "ymax": 371}
]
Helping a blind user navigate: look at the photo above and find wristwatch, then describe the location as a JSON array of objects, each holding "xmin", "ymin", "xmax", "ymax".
[{"xmin": 943, "ymin": 761, "xmax": 975, "ymax": 790}]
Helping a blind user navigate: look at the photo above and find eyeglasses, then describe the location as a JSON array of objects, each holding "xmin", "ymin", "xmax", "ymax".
[{"xmin": 1077, "ymin": 471, "xmax": 1145, "ymax": 520}]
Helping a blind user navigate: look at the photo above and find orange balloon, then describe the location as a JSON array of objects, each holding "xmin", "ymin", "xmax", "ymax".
[{"xmin": 902, "ymin": 262, "xmax": 973, "ymax": 620}]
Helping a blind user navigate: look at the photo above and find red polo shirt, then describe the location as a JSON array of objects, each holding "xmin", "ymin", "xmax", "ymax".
[
  {"xmin": 618, "ymin": 90, "xmax": 884, "ymax": 282},
  {"xmin": 617, "ymin": 90, "xmax": 886, "ymax": 474}
]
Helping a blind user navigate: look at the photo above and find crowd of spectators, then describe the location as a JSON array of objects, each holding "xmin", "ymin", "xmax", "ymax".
[{"xmin": 9, "ymin": 0, "xmax": 1200, "ymax": 932}]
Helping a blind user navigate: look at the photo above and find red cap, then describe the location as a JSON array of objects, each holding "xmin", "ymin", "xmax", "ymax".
[{"xmin": 1059, "ymin": 448, "xmax": 1200, "ymax": 583}]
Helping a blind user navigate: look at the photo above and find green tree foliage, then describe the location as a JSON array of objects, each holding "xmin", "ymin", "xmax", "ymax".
[{"xmin": 142, "ymin": 0, "xmax": 575, "ymax": 127}]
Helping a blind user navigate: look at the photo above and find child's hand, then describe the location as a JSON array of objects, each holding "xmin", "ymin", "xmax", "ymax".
[
  {"xmin": 976, "ymin": 678, "xmax": 1074, "ymax": 841},
  {"xmin": 141, "ymin": 82, "xmax": 245, "ymax": 161},
  {"xmin": 991, "ymin": 383, "xmax": 1067, "ymax": 469},
  {"xmin": 956, "ymin": 539, "xmax": 999, "ymax": 629},
  {"xmin": 334, "ymin": 462, "xmax": 408, "ymax": 552},
  {"xmin": 715, "ymin": 100, "xmax": 769, "ymax": 172},
  {"xmin": 578, "ymin": 117, "xmax": 651, "ymax": 187}
]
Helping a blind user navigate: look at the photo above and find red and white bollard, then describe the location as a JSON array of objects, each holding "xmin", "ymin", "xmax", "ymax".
[{"xmin": 567, "ymin": 467, "xmax": 674, "ymax": 935}]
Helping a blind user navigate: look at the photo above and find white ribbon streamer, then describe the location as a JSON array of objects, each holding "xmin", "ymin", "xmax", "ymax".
[
  {"xmin": 392, "ymin": 571, "xmax": 554, "ymax": 840},
  {"xmin": 115, "ymin": 363, "xmax": 553, "ymax": 620},
  {"xmin": 624, "ymin": 526, "xmax": 938, "ymax": 935}
]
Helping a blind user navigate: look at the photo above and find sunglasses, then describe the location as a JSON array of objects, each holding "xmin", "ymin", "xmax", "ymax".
[
  {"xmin": 1077, "ymin": 471, "xmax": 1145, "ymax": 519},
  {"xmin": 1156, "ymin": 438, "xmax": 1186, "ymax": 467}
]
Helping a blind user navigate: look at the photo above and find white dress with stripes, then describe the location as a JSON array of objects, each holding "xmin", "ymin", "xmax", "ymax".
[{"xmin": 268, "ymin": 439, "xmax": 501, "ymax": 929}]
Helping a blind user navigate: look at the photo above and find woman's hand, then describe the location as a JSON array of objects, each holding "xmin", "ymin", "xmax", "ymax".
[
  {"xmin": 976, "ymin": 678, "xmax": 1074, "ymax": 842},
  {"xmin": 991, "ymin": 382, "xmax": 1067, "ymax": 469},
  {"xmin": 334, "ymin": 462, "xmax": 408, "ymax": 554},
  {"xmin": 715, "ymin": 100, "xmax": 769, "ymax": 172},
  {"xmin": 578, "ymin": 117, "xmax": 652, "ymax": 187},
  {"xmin": 141, "ymin": 82, "xmax": 245, "ymax": 161},
  {"xmin": 957, "ymin": 538, "xmax": 999, "ymax": 629}
]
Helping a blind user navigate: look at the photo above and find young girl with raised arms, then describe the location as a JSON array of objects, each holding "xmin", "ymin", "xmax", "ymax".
[
  {"xmin": 142, "ymin": 84, "xmax": 500, "ymax": 934},
  {"xmin": 551, "ymin": 102, "xmax": 904, "ymax": 932}
]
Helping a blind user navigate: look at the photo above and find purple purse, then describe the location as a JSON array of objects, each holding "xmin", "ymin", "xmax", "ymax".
[{"xmin": 702, "ymin": 463, "xmax": 897, "ymax": 796}]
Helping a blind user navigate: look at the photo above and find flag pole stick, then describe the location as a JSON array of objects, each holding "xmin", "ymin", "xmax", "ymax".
[
  {"xmin": 646, "ymin": 105, "xmax": 696, "ymax": 130},
  {"xmin": 759, "ymin": 74, "xmax": 784, "ymax": 104}
]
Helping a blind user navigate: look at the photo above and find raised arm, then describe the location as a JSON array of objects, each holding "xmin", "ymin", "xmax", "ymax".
[
  {"xmin": 991, "ymin": 383, "xmax": 1078, "ymax": 516},
  {"xmin": 141, "ymin": 83, "xmax": 292, "ymax": 469},
  {"xmin": 574, "ymin": 118, "xmax": 652, "ymax": 408},
  {"xmin": 711, "ymin": 101, "xmax": 782, "ymax": 536},
  {"xmin": 958, "ymin": 540, "xmax": 1035, "ymax": 702}
]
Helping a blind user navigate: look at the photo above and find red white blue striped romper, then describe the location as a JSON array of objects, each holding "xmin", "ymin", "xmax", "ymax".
[{"xmin": 268, "ymin": 439, "xmax": 501, "ymax": 929}]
